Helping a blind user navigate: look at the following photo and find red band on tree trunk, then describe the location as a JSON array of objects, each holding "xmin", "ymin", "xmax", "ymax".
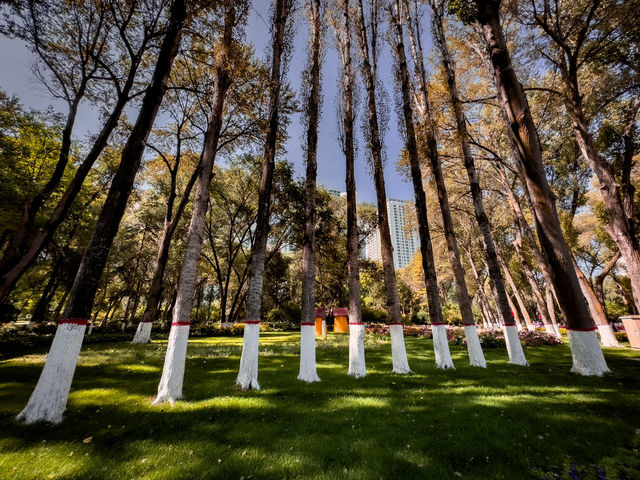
[
  {"xmin": 141, "ymin": 320, "xmax": 154, "ymax": 323},
  {"xmin": 349, "ymin": 322, "xmax": 364, "ymax": 325},
  {"xmin": 244, "ymin": 321, "xmax": 260, "ymax": 325},
  {"xmin": 301, "ymin": 322, "xmax": 315, "ymax": 326},
  {"xmin": 59, "ymin": 318, "xmax": 88, "ymax": 326},
  {"xmin": 501, "ymin": 323, "xmax": 516, "ymax": 327},
  {"xmin": 566, "ymin": 326, "xmax": 598, "ymax": 332},
  {"xmin": 171, "ymin": 321, "xmax": 191, "ymax": 326}
]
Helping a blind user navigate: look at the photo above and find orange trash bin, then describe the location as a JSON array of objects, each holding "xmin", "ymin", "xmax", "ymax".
[
  {"xmin": 333, "ymin": 307, "xmax": 349, "ymax": 333},
  {"xmin": 314, "ymin": 307, "xmax": 326, "ymax": 337}
]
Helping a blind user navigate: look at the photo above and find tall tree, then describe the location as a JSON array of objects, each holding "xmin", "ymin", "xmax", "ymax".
[
  {"xmin": 16, "ymin": 0, "xmax": 188, "ymax": 424},
  {"xmin": 237, "ymin": 0, "xmax": 296, "ymax": 390},
  {"xmin": 298, "ymin": 0, "xmax": 325, "ymax": 383},
  {"xmin": 387, "ymin": 0, "xmax": 454, "ymax": 369},
  {"xmin": 459, "ymin": 0, "xmax": 609, "ymax": 374},
  {"xmin": 330, "ymin": 0, "xmax": 366, "ymax": 377},
  {"xmin": 403, "ymin": 0, "xmax": 485, "ymax": 367},
  {"xmin": 526, "ymin": 0, "xmax": 640, "ymax": 313},
  {"xmin": 0, "ymin": 0, "xmax": 166, "ymax": 302},
  {"xmin": 353, "ymin": 0, "xmax": 410, "ymax": 373},
  {"xmin": 431, "ymin": 0, "xmax": 527, "ymax": 365},
  {"xmin": 154, "ymin": 1, "xmax": 243, "ymax": 405}
]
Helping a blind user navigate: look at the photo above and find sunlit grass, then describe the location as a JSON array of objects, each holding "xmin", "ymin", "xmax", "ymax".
[{"xmin": 1, "ymin": 332, "xmax": 639, "ymax": 479}]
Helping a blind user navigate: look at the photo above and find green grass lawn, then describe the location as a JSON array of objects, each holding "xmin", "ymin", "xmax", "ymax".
[{"xmin": 1, "ymin": 332, "xmax": 639, "ymax": 480}]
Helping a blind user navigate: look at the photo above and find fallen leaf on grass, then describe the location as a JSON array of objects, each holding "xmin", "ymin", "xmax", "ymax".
[{"xmin": 83, "ymin": 437, "xmax": 93, "ymax": 444}]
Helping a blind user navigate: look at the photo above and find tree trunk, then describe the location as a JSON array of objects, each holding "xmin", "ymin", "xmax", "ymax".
[
  {"xmin": 571, "ymin": 256, "xmax": 620, "ymax": 347},
  {"xmin": 333, "ymin": 0, "xmax": 366, "ymax": 378},
  {"xmin": 17, "ymin": 0, "xmax": 187, "ymax": 424},
  {"xmin": 154, "ymin": 3, "xmax": 236, "ymax": 405},
  {"xmin": 389, "ymin": 0, "xmax": 455, "ymax": 369},
  {"xmin": 496, "ymin": 246, "xmax": 534, "ymax": 331},
  {"xmin": 434, "ymin": 1, "xmax": 526, "ymax": 365},
  {"xmin": 133, "ymin": 165, "xmax": 199, "ymax": 344},
  {"xmin": 473, "ymin": 0, "xmax": 608, "ymax": 374},
  {"xmin": 298, "ymin": 0, "xmax": 324, "ymax": 384},
  {"xmin": 354, "ymin": 0, "xmax": 410, "ymax": 374},
  {"xmin": 594, "ymin": 251, "xmax": 620, "ymax": 307},
  {"xmin": 29, "ymin": 265, "xmax": 60, "ymax": 326},
  {"xmin": 237, "ymin": 0, "xmax": 295, "ymax": 390}
]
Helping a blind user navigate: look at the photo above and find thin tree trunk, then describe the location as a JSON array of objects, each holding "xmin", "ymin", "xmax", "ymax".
[
  {"xmin": 17, "ymin": 0, "xmax": 187, "ymax": 424},
  {"xmin": 133, "ymin": 164, "xmax": 199, "ymax": 344},
  {"xmin": 332, "ymin": 0, "xmax": 366, "ymax": 378},
  {"xmin": 473, "ymin": 0, "xmax": 607, "ymax": 374},
  {"xmin": 496, "ymin": 246, "xmax": 534, "ymax": 331},
  {"xmin": 594, "ymin": 251, "xmax": 620, "ymax": 306},
  {"xmin": 29, "ymin": 265, "xmax": 60, "ymax": 326},
  {"xmin": 354, "ymin": 0, "xmax": 410, "ymax": 373},
  {"xmin": 571, "ymin": 256, "xmax": 620, "ymax": 347},
  {"xmin": 432, "ymin": 1, "xmax": 526, "ymax": 365},
  {"xmin": 154, "ymin": 2, "xmax": 236, "ymax": 404},
  {"xmin": 298, "ymin": 0, "xmax": 324, "ymax": 383},
  {"xmin": 389, "ymin": 0, "xmax": 454, "ymax": 369},
  {"xmin": 237, "ymin": 0, "xmax": 295, "ymax": 390}
]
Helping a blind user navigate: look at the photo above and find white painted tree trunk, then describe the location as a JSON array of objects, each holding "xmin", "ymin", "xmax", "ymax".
[
  {"xmin": 432, "ymin": 324, "xmax": 455, "ymax": 369},
  {"xmin": 553, "ymin": 322, "xmax": 561, "ymax": 338},
  {"xmin": 87, "ymin": 322, "xmax": 93, "ymax": 336},
  {"xmin": 503, "ymin": 324, "xmax": 528, "ymax": 366},
  {"xmin": 16, "ymin": 321, "xmax": 86, "ymax": 424},
  {"xmin": 153, "ymin": 323, "xmax": 190, "ymax": 405},
  {"xmin": 544, "ymin": 323, "xmax": 555, "ymax": 335},
  {"xmin": 597, "ymin": 324, "xmax": 620, "ymax": 348},
  {"xmin": 132, "ymin": 321, "xmax": 152, "ymax": 344},
  {"xmin": 389, "ymin": 324, "xmax": 411, "ymax": 373},
  {"xmin": 526, "ymin": 323, "xmax": 535, "ymax": 332},
  {"xmin": 463, "ymin": 325, "xmax": 486, "ymax": 368},
  {"xmin": 298, "ymin": 324, "xmax": 320, "ymax": 383},
  {"xmin": 236, "ymin": 323, "xmax": 260, "ymax": 389},
  {"xmin": 568, "ymin": 329, "xmax": 611, "ymax": 375},
  {"xmin": 348, "ymin": 321, "xmax": 366, "ymax": 378},
  {"xmin": 321, "ymin": 319, "xmax": 327, "ymax": 336}
]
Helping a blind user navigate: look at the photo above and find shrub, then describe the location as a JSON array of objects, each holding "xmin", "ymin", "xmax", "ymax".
[
  {"xmin": 614, "ymin": 331, "xmax": 628, "ymax": 342},
  {"xmin": 265, "ymin": 303, "xmax": 300, "ymax": 330},
  {"xmin": 361, "ymin": 306, "xmax": 388, "ymax": 324},
  {"xmin": 517, "ymin": 329, "xmax": 563, "ymax": 347}
]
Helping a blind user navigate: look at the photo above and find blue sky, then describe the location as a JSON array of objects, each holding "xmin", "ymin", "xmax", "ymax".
[{"xmin": 0, "ymin": 1, "xmax": 430, "ymax": 204}]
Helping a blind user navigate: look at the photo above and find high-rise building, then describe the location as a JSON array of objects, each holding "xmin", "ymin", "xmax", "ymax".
[{"xmin": 364, "ymin": 199, "xmax": 419, "ymax": 270}]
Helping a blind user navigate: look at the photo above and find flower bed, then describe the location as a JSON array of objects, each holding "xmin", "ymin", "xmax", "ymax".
[{"xmin": 365, "ymin": 324, "xmax": 562, "ymax": 348}]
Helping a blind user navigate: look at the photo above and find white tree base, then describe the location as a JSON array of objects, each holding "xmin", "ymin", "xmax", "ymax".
[
  {"xmin": 17, "ymin": 322, "xmax": 87, "ymax": 424},
  {"xmin": 597, "ymin": 324, "xmax": 620, "ymax": 348},
  {"xmin": 153, "ymin": 324, "xmax": 190, "ymax": 405},
  {"xmin": 298, "ymin": 324, "xmax": 320, "ymax": 383},
  {"xmin": 526, "ymin": 324, "xmax": 535, "ymax": 332},
  {"xmin": 236, "ymin": 323, "xmax": 260, "ymax": 390},
  {"xmin": 553, "ymin": 323, "xmax": 561, "ymax": 338},
  {"xmin": 568, "ymin": 329, "xmax": 611, "ymax": 376},
  {"xmin": 544, "ymin": 324, "xmax": 555, "ymax": 335},
  {"xmin": 321, "ymin": 320, "xmax": 327, "ymax": 336},
  {"xmin": 389, "ymin": 324, "xmax": 411, "ymax": 374},
  {"xmin": 432, "ymin": 324, "xmax": 455, "ymax": 369},
  {"xmin": 463, "ymin": 325, "xmax": 486, "ymax": 368},
  {"xmin": 503, "ymin": 324, "xmax": 528, "ymax": 366},
  {"xmin": 348, "ymin": 322, "xmax": 366, "ymax": 378},
  {"xmin": 132, "ymin": 322, "xmax": 152, "ymax": 344}
]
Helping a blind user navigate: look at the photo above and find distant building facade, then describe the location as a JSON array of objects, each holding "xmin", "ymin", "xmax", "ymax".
[{"xmin": 364, "ymin": 199, "xmax": 418, "ymax": 270}]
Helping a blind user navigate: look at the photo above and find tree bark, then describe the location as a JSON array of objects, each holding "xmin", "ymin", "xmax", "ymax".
[
  {"xmin": 237, "ymin": 0, "xmax": 295, "ymax": 390},
  {"xmin": 354, "ymin": 0, "xmax": 410, "ymax": 374},
  {"xmin": 17, "ymin": 0, "xmax": 187, "ymax": 424},
  {"xmin": 389, "ymin": 0, "xmax": 454, "ymax": 369},
  {"xmin": 298, "ymin": 0, "xmax": 324, "ymax": 384},
  {"xmin": 474, "ymin": 0, "xmax": 607, "ymax": 374},
  {"xmin": 594, "ymin": 251, "xmax": 620, "ymax": 306},
  {"xmin": 496, "ymin": 246, "xmax": 534, "ymax": 331},
  {"xmin": 332, "ymin": 0, "xmax": 366, "ymax": 378},
  {"xmin": 154, "ymin": 2, "xmax": 236, "ymax": 404}
]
